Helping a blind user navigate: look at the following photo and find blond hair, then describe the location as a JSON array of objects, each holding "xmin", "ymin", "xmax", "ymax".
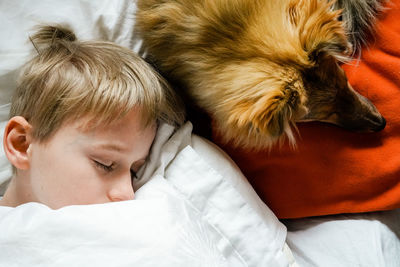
[{"xmin": 11, "ymin": 25, "xmax": 184, "ymax": 142}]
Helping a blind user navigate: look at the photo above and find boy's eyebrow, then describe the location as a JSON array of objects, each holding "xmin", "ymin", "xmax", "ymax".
[{"xmin": 95, "ymin": 143, "xmax": 127, "ymax": 152}]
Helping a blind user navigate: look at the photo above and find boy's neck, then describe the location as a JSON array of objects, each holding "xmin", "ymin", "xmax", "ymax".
[{"xmin": 0, "ymin": 175, "xmax": 34, "ymax": 207}]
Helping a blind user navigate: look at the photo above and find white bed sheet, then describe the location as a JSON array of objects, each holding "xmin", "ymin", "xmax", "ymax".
[
  {"xmin": 0, "ymin": 122, "xmax": 297, "ymax": 266},
  {"xmin": 285, "ymin": 210, "xmax": 400, "ymax": 267}
]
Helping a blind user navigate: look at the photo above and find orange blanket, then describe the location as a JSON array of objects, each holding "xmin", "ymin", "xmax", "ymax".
[{"xmin": 213, "ymin": 0, "xmax": 400, "ymax": 219}]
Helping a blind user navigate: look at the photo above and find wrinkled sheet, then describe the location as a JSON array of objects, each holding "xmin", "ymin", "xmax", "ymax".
[
  {"xmin": 285, "ymin": 209, "xmax": 400, "ymax": 266},
  {"xmin": 0, "ymin": 122, "xmax": 297, "ymax": 267},
  {"xmin": 0, "ymin": 183, "xmax": 232, "ymax": 267}
]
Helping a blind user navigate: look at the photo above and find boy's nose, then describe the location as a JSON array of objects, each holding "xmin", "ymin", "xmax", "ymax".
[{"xmin": 107, "ymin": 175, "xmax": 135, "ymax": 202}]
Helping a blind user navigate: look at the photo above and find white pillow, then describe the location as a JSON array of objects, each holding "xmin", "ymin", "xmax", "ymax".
[
  {"xmin": 134, "ymin": 122, "xmax": 297, "ymax": 266},
  {"xmin": 0, "ymin": 119, "xmax": 11, "ymax": 192},
  {"xmin": 0, "ymin": 0, "xmax": 140, "ymax": 108}
]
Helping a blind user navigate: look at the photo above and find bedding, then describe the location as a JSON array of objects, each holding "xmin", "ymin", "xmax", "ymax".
[
  {"xmin": 213, "ymin": 0, "xmax": 400, "ymax": 219},
  {"xmin": 0, "ymin": 0, "xmax": 399, "ymax": 266},
  {"xmin": 284, "ymin": 209, "xmax": 400, "ymax": 266},
  {"xmin": 0, "ymin": 190, "xmax": 232, "ymax": 267},
  {"xmin": 0, "ymin": 121, "xmax": 296, "ymax": 266}
]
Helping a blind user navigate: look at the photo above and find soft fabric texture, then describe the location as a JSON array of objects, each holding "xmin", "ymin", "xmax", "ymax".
[
  {"xmin": 0, "ymin": 122, "xmax": 296, "ymax": 267},
  {"xmin": 213, "ymin": 0, "xmax": 400, "ymax": 218},
  {"xmin": 138, "ymin": 122, "xmax": 295, "ymax": 266},
  {"xmin": 285, "ymin": 209, "xmax": 400, "ymax": 267},
  {"xmin": 0, "ymin": 193, "xmax": 231, "ymax": 267}
]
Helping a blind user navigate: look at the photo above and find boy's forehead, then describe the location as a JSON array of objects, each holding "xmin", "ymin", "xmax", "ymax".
[
  {"xmin": 77, "ymin": 106, "xmax": 153, "ymax": 130},
  {"xmin": 90, "ymin": 141, "xmax": 128, "ymax": 153},
  {"xmin": 67, "ymin": 111, "xmax": 156, "ymax": 147}
]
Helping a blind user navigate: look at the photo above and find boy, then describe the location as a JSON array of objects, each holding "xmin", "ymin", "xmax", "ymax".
[{"xmin": 0, "ymin": 25, "xmax": 183, "ymax": 209}]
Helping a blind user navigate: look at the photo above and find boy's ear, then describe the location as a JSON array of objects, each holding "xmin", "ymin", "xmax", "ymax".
[{"xmin": 3, "ymin": 116, "xmax": 33, "ymax": 170}]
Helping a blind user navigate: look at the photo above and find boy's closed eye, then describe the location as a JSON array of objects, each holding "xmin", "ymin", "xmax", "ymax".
[
  {"xmin": 93, "ymin": 159, "xmax": 139, "ymax": 179},
  {"xmin": 93, "ymin": 160, "xmax": 115, "ymax": 172}
]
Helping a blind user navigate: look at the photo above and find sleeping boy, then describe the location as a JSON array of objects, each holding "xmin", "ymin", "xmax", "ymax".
[{"xmin": 0, "ymin": 25, "xmax": 183, "ymax": 209}]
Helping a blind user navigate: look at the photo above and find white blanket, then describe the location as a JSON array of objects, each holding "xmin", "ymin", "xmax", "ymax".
[
  {"xmin": 0, "ymin": 189, "xmax": 229, "ymax": 267},
  {"xmin": 0, "ymin": 122, "xmax": 297, "ymax": 267}
]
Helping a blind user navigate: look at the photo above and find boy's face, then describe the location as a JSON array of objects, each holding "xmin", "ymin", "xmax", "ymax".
[{"xmin": 26, "ymin": 109, "xmax": 156, "ymax": 209}]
